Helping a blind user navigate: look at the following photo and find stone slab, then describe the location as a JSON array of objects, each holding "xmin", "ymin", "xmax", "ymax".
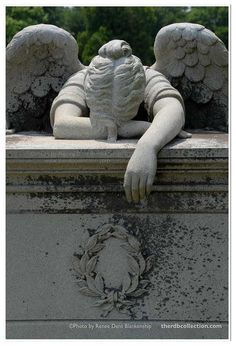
[
  {"xmin": 6, "ymin": 132, "xmax": 228, "ymax": 159},
  {"xmin": 6, "ymin": 131, "xmax": 228, "ymax": 339},
  {"xmin": 7, "ymin": 213, "xmax": 228, "ymax": 321}
]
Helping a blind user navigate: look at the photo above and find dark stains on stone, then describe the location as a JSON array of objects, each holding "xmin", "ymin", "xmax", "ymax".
[
  {"xmin": 7, "ymin": 89, "xmax": 57, "ymax": 133},
  {"xmin": 27, "ymin": 174, "xmax": 123, "ymax": 190},
  {"xmin": 26, "ymin": 190, "xmax": 228, "ymax": 214},
  {"xmin": 115, "ymin": 214, "xmax": 228, "ymax": 321}
]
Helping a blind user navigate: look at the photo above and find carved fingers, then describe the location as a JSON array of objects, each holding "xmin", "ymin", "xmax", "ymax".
[
  {"xmin": 124, "ymin": 170, "xmax": 155, "ymax": 203},
  {"xmin": 123, "ymin": 147, "xmax": 157, "ymax": 203},
  {"xmin": 139, "ymin": 176, "xmax": 147, "ymax": 201}
]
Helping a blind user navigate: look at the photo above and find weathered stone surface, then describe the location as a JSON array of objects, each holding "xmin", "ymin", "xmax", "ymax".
[
  {"xmin": 6, "ymin": 132, "xmax": 228, "ymax": 338},
  {"xmin": 6, "ymin": 213, "xmax": 228, "ymax": 321},
  {"xmin": 6, "ymin": 131, "xmax": 227, "ymax": 156},
  {"xmin": 6, "ymin": 24, "xmax": 83, "ymax": 132},
  {"xmin": 153, "ymin": 23, "xmax": 228, "ymax": 131},
  {"xmin": 7, "ymin": 23, "xmax": 228, "ymax": 135},
  {"xmin": 7, "ymin": 23, "xmax": 228, "ymax": 204}
]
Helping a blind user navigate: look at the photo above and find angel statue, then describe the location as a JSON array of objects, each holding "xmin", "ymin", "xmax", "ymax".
[{"xmin": 6, "ymin": 23, "xmax": 228, "ymax": 203}]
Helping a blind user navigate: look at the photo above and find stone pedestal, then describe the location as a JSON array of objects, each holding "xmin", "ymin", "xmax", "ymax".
[{"xmin": 6, "ymin": 132, "xmax": 228, "ymax": 339}]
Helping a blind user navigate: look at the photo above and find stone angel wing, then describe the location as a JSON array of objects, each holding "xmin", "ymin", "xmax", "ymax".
[
  {"xmin": 152, "ymin": 23, "xmax": 228, "ymax": 131},
  {"xmin": 6, "ymin": 24, "xmax": 84, "ymax": 133}
]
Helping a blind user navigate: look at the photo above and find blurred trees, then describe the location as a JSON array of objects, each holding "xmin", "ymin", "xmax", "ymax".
[
  {"xmin": 6, "ymin": 6, "xmax": 228, "ymax": 65},
  {"xmin": 186, "ymin": 7, "xmax": 228, "ymax": 47},
  {"xmin": 6, "ymin": 7, "xmax": 48, "ymax": 43}
]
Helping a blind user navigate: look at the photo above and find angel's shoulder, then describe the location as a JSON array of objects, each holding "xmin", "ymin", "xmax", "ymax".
[
  {"xmin": 143, "ymin": 66, "xmax": 184, "ymax": 119},
  {"xmin": 63, "ymin": 68, "xmax": 87, "ymax": 86},
  {"xmin": 144, "ymin": 65, "xmax": 179, "ymax": 94},
  {"xmin": 144, "ymin": 66, "xmax": 170, "ymax": 84},
  {"xmin": 143, "ymin": 65, "xmax": 183, "ymax": 98}
]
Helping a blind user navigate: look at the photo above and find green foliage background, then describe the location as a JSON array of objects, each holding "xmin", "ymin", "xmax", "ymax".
[{"xmin": 6, "ymin": 6, "xmax": 228, "ymax": 66}]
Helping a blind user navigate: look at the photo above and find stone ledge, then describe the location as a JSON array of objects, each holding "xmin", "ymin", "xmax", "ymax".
[
  {"xmin": 6, "ymin": 131, "xmax": 228, "ymax": 214},
  {"xmin": 6, "ymin": 132, "xmax": 228, "ymax": 160}
]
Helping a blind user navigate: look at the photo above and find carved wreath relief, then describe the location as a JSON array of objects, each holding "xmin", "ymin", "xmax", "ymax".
[{"xmin": 72, "ymin": 224, "xmax": 154, "ymax": 317}]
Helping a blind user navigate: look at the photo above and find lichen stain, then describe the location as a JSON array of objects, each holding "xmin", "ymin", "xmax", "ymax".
[{"xmin": 103, "ymin": 214, "xmax": 228, "ymax": 321}]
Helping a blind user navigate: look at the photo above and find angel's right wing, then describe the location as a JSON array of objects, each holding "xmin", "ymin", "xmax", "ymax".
[
  {"xmin": 6, "ymin": 24, "xmax": 84, "ymax": 132},
  {"xmin": 152, "ymin": 23, "xmax": 228, "ymax": 131}
]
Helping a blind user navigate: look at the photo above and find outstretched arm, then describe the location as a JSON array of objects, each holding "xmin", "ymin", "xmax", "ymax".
[
  {"xmin": 123, "ymin": 97, "xmax": 185, "ymax": 203},
  {"xmin": 53, "ymin": 103, "xmax": 94, "ymax": 139},
  {"xmin": 53, "ymin": 103, "xmax": 151, "ymax": 140}
]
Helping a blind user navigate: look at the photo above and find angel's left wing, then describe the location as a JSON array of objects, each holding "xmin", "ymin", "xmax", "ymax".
[
  {"xmin": 6, "ymin": 24, "xmax": 84, "ymax": 132},
  {"xmin": 152, "ymin": 23, "xmax": 228, "ymax": 131}
]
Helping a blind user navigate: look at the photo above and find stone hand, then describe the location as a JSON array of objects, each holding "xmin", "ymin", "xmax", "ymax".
[{"xmin": 123, "ymin": 145, "xmax": 157, "ymax": 203}]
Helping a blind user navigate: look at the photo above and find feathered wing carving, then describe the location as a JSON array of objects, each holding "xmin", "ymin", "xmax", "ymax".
[
  {"xmin": 6, "ymin": 24, "xmax": 84, "ymax": 132},
  {"xmin": 152, "ymin": 23, "xmax": 228, "ymax": 131}
]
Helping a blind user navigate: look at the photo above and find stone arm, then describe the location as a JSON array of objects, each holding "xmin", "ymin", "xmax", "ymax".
[
  {"xmin": 51, "ymin": 70, "xmax": 150, "ymax": 140},
  {"xmin": 53, "ymin": 105, "xmax": 150, "ymax": 140},
  {"xmin": 51, "ymin": 68, "xmax": 185, "ymax": 204},
  {"xmin": 123, "ymin": 97, "xmax": 184, "ymax": 203},
  {"xmin": 50, "ymin": 69, "xmax": 92, "ymax": 139},
  {"xmin": 123, "ymin": 68, "xmax": 185, "ymax": 203}
]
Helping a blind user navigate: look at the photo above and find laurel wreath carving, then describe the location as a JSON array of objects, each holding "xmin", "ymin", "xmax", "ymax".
[{"xmin": 72, "ymin": 224, "xmax": 154, "ymax": 317}]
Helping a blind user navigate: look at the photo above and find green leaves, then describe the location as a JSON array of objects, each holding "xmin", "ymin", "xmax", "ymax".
[{"xmin": 6, "ymin": 6, "xmax": 228, "ymax": 64}]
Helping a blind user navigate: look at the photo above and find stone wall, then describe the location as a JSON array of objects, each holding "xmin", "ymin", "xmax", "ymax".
[{"xmin": 6, "ymin": 132, "xmax": 228, "ymax": 339}]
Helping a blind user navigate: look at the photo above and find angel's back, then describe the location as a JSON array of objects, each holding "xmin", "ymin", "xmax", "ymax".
[{"xmin": 84, "ymin": 40, "xmax": 146, "ymax": 140}]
